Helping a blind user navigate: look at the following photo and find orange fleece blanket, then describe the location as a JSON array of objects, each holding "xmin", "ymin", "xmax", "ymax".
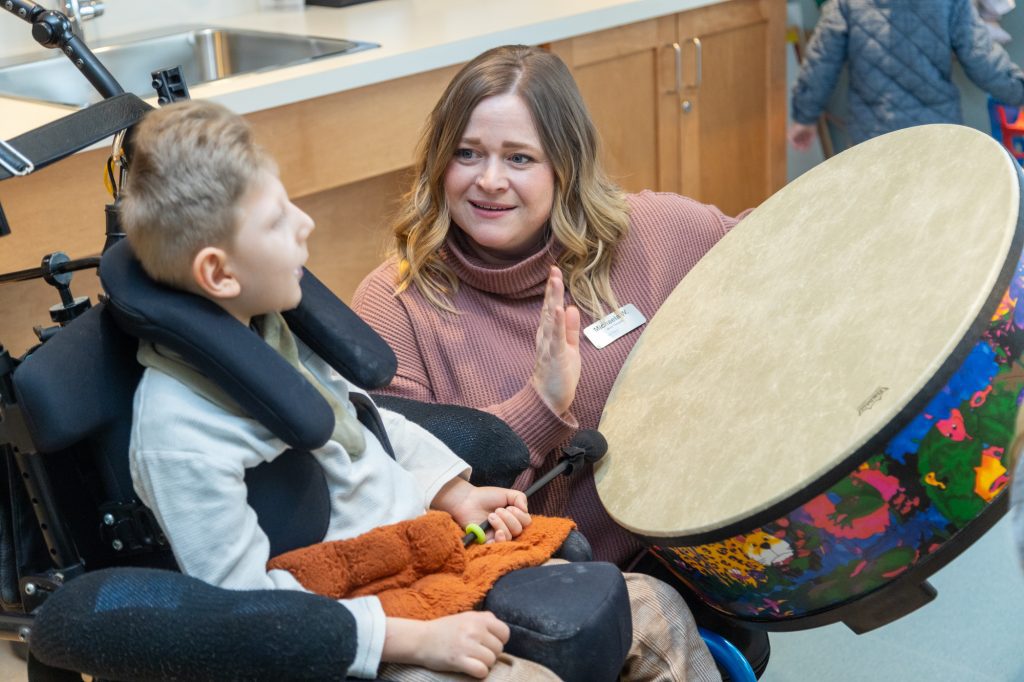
[{"xmin": 267, "ymin": 511, "xmax": 575, "ymax": 620}]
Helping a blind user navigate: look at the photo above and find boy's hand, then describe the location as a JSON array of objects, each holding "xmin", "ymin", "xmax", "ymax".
[
  {"xmin": 433, "ymin": 479, "xmax": 532, "ymax": 542},
  {"xmin": 478, "ymin": 490, "xmax": 531, "ymax": 542},
  {"xmin": 383, "ymin": 612, "xmax": 510, "ymax": 678},
  {"xmin": 788, "ymin": 121, "xmax": 817, "ymax": 151}
]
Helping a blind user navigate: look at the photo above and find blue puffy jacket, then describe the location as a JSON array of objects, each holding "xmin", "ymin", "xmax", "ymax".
[{"xmin": 791, "ymin": 0, "xmax": 1024, "ymax": 144}]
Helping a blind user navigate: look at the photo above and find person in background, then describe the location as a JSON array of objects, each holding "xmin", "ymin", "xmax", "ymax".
[
  {"xmin": 975, "ymin": 0, "xmax": 1015, "ymax": 44},
  {"xmin": 1011, "ymin": 407, "xmax": 1024, "ymax": 571},
  {"xmin": 788, "ymin": 0, "xmax": 1024, "ymax": 151},
  {"xmin": 353, "ymin": 44, "xmax": 746, "ymax": 573}
]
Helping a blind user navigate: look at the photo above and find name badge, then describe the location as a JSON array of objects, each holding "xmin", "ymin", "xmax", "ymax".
[{"xmin": 583, "ymin": 304, "xmax": 647, "ymax": 349}]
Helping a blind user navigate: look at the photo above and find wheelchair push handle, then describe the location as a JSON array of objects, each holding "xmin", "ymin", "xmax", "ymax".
[
  {"xmin": 3, "ymin": 0, "xmax": 123, "ymax": 99},
  {"xmin": 0, "ymin": 253, "xmax": 100, "ymax": 287},
  {"xmin": 462, "ymin": 429, "xmax": 608, "ymax": 546}
]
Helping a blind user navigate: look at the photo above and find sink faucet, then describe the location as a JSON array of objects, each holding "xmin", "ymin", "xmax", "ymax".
[{"xmin": 52, "ymin": 0, "xmax": 105, "ymax": 42}]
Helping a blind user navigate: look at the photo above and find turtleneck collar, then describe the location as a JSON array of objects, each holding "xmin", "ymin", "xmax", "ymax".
[{"xmin": 440, "ymin": 230, "xmax": 561, "ymax": 299}]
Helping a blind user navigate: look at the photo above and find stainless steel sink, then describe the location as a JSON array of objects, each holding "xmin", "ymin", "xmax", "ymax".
[{"xmin": 0, "ymin": 26, "xmax": 378, "ymax": 108}]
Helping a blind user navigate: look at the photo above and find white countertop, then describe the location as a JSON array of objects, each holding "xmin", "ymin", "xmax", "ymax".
[{"xmin": 1, "ymin": 0, "xmax": 721, "ymax": 140}]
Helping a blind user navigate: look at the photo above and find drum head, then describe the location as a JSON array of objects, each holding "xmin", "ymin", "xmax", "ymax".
[{"xmin": 596, "ymin": 124, "xmax": 1024, "ymax": 543}]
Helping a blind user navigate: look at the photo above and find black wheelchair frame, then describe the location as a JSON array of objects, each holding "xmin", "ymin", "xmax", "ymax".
[{"xmin": 0, "ymin": 3, "xmax": 157, "ymax": 648}]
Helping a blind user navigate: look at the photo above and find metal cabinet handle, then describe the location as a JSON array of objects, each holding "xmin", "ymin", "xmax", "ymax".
[
  {"xmin": 682, "ymin": 37, "xmax": 702, "ymax": 89},
  {"xmin": 665, "ymin": 42, "xmax": 683, "ymax": 94}
]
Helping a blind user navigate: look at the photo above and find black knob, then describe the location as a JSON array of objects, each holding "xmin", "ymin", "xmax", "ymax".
[{"xmin": 30, "ymin": 20, "xmax": 53, "ymax": 45}]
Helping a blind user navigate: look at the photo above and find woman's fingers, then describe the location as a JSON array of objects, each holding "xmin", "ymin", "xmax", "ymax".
[
  {"xmin": 565, "ymin": 303, "xmax": 581, "ymax": 349},
  {"xmin": 538, "ymin": 266, "xmax": 566, "ymax": 352},
  {"xmin": 536, "ymin": 266, "xmax": 561, "ymax": 343},
  {"xmin": 531, "ymin": 266, "xmax": 581, "ymax": 415}
]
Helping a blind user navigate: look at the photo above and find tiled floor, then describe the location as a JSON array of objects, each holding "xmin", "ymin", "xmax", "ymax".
[{"xmin": 1, "ymin": 517, "xmax": 1021, "ymax": 681}]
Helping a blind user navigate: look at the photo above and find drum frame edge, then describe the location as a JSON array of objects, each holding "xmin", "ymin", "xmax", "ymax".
[{"xmin": 662, "ymin": 491, "xmax": 1010, "ymax": 634}]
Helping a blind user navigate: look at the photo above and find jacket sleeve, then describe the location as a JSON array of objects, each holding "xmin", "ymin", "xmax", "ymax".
[
  {"xmin": 790, "ymin": 0, "xmax": 850, "ymax": 124},
  {"xmin": 375, "ymin": 400, "xmax": 473, "ymax": 503},
  {"xmin": 951, "ymin": 0, "xmax": 1024, "ymax": 105},
  {"xmin": 1013, "ymin": 447, "xmax": 1024, "ymax": 571}
]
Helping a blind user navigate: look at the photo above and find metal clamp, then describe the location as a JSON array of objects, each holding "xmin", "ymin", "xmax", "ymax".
[
  {"xmin": 0, "ymin": 139, "xmax": 33, "ymax": 177},
  {"xmin": 98, "ymin": 500, "xmax": 168, "ymax": 554}
]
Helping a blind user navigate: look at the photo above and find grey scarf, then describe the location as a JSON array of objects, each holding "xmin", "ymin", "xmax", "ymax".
[{"xmin": 136, "ymin": 312, "xmax": 366, "ymax": 455}]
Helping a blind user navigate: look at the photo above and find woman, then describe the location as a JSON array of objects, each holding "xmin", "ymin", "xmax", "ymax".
[{"xmin": 354, "ymin": 45, "xmax": 745, "ymax": 569}]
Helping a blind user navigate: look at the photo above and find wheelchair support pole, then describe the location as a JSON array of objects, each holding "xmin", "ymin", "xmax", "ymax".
[
  {"xmin": 1, "ymin": 358, "xmax": 81, "ymax": 574},
  {"xmin": 0, "ymin": 611, "xmax": 33, "ymax": 643},
  {"xmin": 10, "ymin": 448, "xmax": 79, "ymax": 572}
]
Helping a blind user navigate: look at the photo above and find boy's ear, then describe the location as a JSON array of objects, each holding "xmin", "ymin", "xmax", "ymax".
[{"xmin": 191, "ymin": 246, "xmax": 240, "ymax": 300}]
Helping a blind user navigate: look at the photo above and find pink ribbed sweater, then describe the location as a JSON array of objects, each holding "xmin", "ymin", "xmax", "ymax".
[{"xmin": 353, "ymin": 191, "xmax": 741, "ymax": 566}]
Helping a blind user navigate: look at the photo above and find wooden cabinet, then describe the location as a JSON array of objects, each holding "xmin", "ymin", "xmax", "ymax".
[
  {"xmin": 547, "ymin": 19, "xmax": 673, "ymax": 195},
  {"xmin": 676, "ymin": 0, "xmax": 787, "ymax": 214},
  {"xmin": 549, "ymin": 0, "xmax": 786, "ymax": 215},
  {"xmin": 0, "ymin": 67, "xmax": 456, "ymax": 355}
]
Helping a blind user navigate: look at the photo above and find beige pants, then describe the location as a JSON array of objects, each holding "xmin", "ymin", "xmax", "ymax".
[{"xmin": 378, "ymin": 572, "xmax": 722, "ymax": 682}]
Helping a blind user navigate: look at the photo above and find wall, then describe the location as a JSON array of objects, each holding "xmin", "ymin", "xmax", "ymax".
[{"xmin": 0, "ymin": 0, "xmax": 259, "ymax": 60}]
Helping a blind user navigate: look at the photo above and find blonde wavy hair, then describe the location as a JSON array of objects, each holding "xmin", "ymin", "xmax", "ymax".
[{"xmin": 392, "ymin": 44, "xmax": 630, "ymax": 318}]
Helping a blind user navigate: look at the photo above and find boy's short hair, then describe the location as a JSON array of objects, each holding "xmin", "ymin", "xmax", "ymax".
[{"xmin": 120, "ymin": 100, "xmax": 276, "ymax": 288}]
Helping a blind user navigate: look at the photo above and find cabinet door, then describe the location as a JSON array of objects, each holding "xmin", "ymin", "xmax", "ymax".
[
  {"xmin": 676, "ymin": 0, "xmax": 786, "ymax": 215},
  {"xmin": 548, "ymin": 17, "xmax": 680, "ymax": 194}
]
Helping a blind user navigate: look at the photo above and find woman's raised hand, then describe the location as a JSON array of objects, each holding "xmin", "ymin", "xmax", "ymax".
[{"xmin": 531, "ymin": 266, "xmax": 581, "ymax": 416}]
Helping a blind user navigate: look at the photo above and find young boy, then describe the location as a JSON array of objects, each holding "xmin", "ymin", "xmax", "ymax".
[{"xmin": 121, "ymin": 101, "xmax": 720, "ymax": 682}]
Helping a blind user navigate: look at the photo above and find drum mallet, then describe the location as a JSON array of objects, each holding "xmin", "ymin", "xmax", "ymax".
[{"xmin": 462, "ymin": 429, "xmax": 608, "ymax": 546}]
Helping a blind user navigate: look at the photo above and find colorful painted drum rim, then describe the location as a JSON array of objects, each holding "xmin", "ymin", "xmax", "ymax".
[{"xmin": 659, "ymin": 494, "xmax": 1009, "ymax": 631}]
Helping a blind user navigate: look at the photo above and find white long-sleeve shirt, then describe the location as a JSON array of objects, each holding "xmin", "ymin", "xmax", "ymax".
[{"xmin": 129, "ymin": 336, "xmax": 470, "ymax": 678}]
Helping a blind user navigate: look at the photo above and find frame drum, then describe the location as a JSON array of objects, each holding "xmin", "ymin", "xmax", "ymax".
[{"xmin": 596, "ymin": 125, "xmax": 1024, "ymax": 632}]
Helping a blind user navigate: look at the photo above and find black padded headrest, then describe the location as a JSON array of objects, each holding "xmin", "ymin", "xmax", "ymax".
[
  {"xmin": 281, "ymin": 266, "xmax": 397, "ymax": 389},
  {"xmin": 99, "ymin": 239, "xmax": 396, "ymax": 451}
]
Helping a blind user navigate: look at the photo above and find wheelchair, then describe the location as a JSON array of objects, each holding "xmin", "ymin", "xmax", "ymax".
[{"xmin": 0, "ymin": 3, "xmax": 760, "ymax": 680}]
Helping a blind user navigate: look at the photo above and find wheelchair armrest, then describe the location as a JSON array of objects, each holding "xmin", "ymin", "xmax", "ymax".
[
  {"xmin": 484, "ymin": 562, "xmax": 632, "ymax": 682},
  {"xmin": 552, "ymin": 528, "xmax": 593, "ymax": 562},
  {"xmin": 371, "ymin": 394, "xmax": 529, "ymax": 489},
  {"xmin": 29, "ymin": 567, "xmax": 358, "ymax": 682},
  {"xmin": 371, "ymin": 395, "xmax": 592, "ymax": 561}
]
